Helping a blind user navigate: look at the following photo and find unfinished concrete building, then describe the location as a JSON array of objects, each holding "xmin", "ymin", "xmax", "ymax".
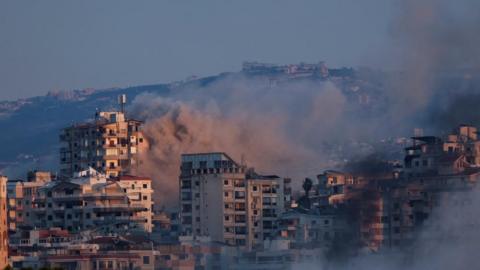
[{"xmin": 60, "ymin": 100, "xmax": 146, "ymax": 178}]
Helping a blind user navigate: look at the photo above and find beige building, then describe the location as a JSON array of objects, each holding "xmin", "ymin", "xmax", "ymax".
[
  {"xmin": 116, "ymin": 175, "xmax": 154, "ymax": 232},
  {"xmin": 60, "ymin": 109, "xmax": 146, "ymax": 178},
  {"xmin": 22, "ymin": 168, "xmax": 154, "ymax": 234},
  {"xmin": 0, "ymin": 176, "xmax": 8, "ymax": 269},
  {"xmin": 7, "ymin": 171, "xmax": 52, "ymax": 232},
  {"xmin": 179, "ymin": 153, "xmax": 291, "ymax": 250}
]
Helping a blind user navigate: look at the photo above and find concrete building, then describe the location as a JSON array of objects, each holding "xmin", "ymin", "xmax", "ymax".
[
  {"xmin": 10, "ymin": 230, "xmax": 157, "ymax": 270},
  {"xmin": 404, "ymin": 125, "xmax": 480, "ymax": 177},
  {"xmin": 116, "ymin": 175, "xmax": 154, "ymax": 232},
  {"xmin": 6, "ymin": 171, "xmax": 52, "ymax": 232},
  {"xmin": 179, "ymin": 152, "xmax": 291, "ymax": 251},
  {"xmin": 60, "ymin": 106, "xmax": 146, "ymax": 178},
  {"xmin": 23, "ymin": 168, "xmax": 153, "ymax": 234},
  {"xmin": 275, "ymin": 209, "xmax": 348, "ymax": 249},
  {"xmin": 0, "ymin": 176, "xmax": 8, "ymax": 269}
]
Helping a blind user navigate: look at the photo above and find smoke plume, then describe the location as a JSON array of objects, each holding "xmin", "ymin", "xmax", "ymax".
[{"xmin": 129, "ymin": 78, "xmax": 359, "ymax": 206}]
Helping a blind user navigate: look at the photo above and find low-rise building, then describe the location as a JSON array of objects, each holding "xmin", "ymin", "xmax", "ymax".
[
  {"xmin": 6, "ymin": 171, "xmax": 52, "ymax": 232},
  {"xmin": 11, "ymin": 168, "xmax": 154, "ymax": 234}
]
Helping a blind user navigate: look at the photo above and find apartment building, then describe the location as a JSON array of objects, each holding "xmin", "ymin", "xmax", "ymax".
[
  {"xmin": 404, "ymin": 125, "xmax": 480, "ymax": 177},
  {"xmin": 6, "ymin": 171, "xmax": 52, "ymax": 232},
  {"xmin": 116, "ymin": 175, "xmax": 154, "ymax": 232},
  {"xmin": 10, "ymin": 231, "xmax": 157, "ymax": 270},
  {"xmin": 0, "ymin": 176, "xmax": 8, "ymax": 269},
  {"xmin": 246, "ymin": 173, "xmax": 291, "ymax": 249},
  {"xmin": 60, "ymin": 108, "xmax": 146, "ymax": 178},
  {"xmin": 26, "ymin": 168, "xmax": 153, "ymax": 234},
  {"xmin": 276, "ymin": 209, "xmax": 348, "ymax": 249},
  {"xmin": 179, "ymin": 152, "xmax": 291, "ymax": 250}
]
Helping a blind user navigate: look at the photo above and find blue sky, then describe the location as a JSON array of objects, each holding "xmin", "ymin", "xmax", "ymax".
[{"xmin": 0, "ymin": 0, "xmax": 394, "ymax": 100}]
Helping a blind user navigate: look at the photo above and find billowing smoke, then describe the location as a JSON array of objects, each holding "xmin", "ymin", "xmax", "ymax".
[
  {"xmin": 126, "ymin": 0, "xmax": 480, "ymax": 213},
  {"xmin": 129, "ymin": 78, "xmax": 362, "ymax": 206}
]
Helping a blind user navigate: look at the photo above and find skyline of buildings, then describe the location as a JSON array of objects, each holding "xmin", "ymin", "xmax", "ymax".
[{"xmin": 1, "ymin": 97, "xmax": 480, "ymax": 268}]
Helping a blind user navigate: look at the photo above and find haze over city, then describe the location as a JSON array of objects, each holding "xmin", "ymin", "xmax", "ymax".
[{"xmin": 1, "ymin": 1, "xmax": 480, "ymax": 269}]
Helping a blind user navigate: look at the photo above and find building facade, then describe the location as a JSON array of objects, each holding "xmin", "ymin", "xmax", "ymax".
[
  {"xmin": 60, "ymin": 110, "xmax": 146, "ymax": 178},
  {"xmin": 116, "ymin": 175, "xmax": 154, "ymax": 232},
  {"xmin": 6, "ymin": 171, "xmax": 52, "ymax": 232},
  {"xmin": 179, "ymin": 152, "xmax": 291, "ymax": 250},
  {"xmin": 12, "ymin": 169, "xmax": 154, "ymax": 234},
  {"xmin": 0, "ymin": 176, "xmax": 8, "ymax": 269}
]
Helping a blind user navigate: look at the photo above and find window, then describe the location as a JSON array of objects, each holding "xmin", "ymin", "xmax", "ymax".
[
  {"xmin": 143, "ymin": 196, "xmax": 148, "ymax": 201},
  {"xmin": 235, "ymin": 191, "xmax": 245, "ymax": 199},
  {"xmin": 143, "ymin": 256, "xmax": 150, "ymax": 265},
  {"xmin": 224, "ymin": 180, "xmax": 229, "ymax": 185}
]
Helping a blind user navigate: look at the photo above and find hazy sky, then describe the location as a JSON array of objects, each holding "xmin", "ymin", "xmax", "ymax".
[{"xmin": 0, "ymin": 0, "xmax": 394, "ymax": 101}]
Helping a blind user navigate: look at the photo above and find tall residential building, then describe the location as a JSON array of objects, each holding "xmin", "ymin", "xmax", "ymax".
[
  {"xmin": 0, "ymin": 176, "xmax": 8, "ymax": 269},
  {"xmin": 179, "ymin": 152, "xmax": 291, "ymax": 250},
  {"xmin": 60, "ymin": 106, "xmax": 146, "ymax": 178}
]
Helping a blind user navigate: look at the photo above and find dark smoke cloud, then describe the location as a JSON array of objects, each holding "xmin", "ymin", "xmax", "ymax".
[
  {"xmin": 387, "ymin": 0, "xmax": 480, "ymax": 132},
  {"xmin": 297, "ymin": 185, "xmax": 480, "ymax": 270}
]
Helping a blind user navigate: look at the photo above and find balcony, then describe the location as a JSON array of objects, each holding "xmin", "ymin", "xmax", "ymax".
[{"xmin": 93, "ymin": 205, "xmax": 146, "ymax": 213}]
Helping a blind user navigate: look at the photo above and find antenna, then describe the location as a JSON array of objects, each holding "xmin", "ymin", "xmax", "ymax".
[
  {"xmin": 241, "ymin": 154, "xmax": 246, "ymax": 167},
  {"xmin": 118, "ymin": 94, "xmax": 127, "ymax": 114}
]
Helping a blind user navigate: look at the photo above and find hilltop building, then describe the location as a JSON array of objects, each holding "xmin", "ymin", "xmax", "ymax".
[
  {"xmin": 60, "ymin": 96, "xmax": 146, "ymax": 178},
  {"xmin": 179, "ymin": 152, "xmax": 292, "ymax": 251},
  {"xmin": 242, "ymin": 61, "xmax": 329, "ymax": 78}
]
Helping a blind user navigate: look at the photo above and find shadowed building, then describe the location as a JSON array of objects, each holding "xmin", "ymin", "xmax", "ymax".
[{"xmin": 0, "ymin": 176, "xmax": 8, "ymax": 268}]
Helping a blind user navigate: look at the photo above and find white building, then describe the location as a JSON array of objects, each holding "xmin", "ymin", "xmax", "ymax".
[{"xmin": 12, "ymin": 168, "xmax": 153, "ymax": 234}]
